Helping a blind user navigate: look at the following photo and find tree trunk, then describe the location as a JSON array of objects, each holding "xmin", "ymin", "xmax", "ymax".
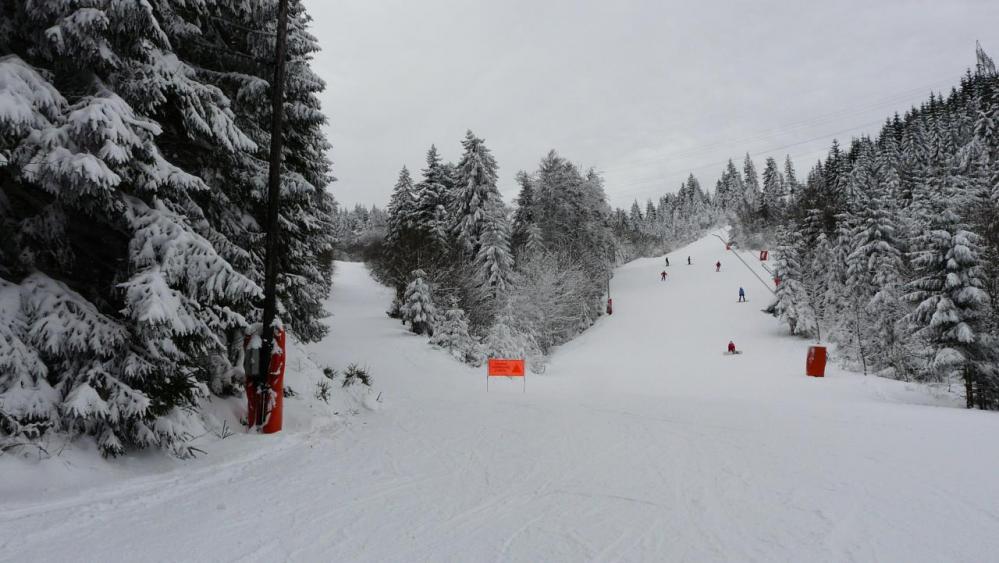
[{"xmin": 965, "ymin": 366, "xmax": 974, "ymax": 409}]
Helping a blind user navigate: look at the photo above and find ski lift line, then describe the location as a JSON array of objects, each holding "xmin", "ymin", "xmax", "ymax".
[
  {"xmin": 615, "ymin": 117, "xmax": 884, "ymax": 187},
  {"xmin": 599, "ymin": 76, "xmax": 959, "ymax": 171},
  {"xmin": 606, "ymin": 119, "xmax": 885, "ymax": 200},
  {"xmin": 757, "ymin": 259, "xmax": 774, "ymax": 277},
  {"xmin": 599, "ymin": 99, "xmax": 915, "ymax": 175},
  {"xmin": 712, "ymin": 233, "xmax": 776, "ymax": 295},
  {"xmin": 596, "ymin": 75, "xmax": 961, "ymax": 174}
]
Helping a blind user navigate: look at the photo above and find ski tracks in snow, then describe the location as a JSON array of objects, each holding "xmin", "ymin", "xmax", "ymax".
[{"xmin": 5, "ymin": 237, "xmax": 999, "ymax": 562}]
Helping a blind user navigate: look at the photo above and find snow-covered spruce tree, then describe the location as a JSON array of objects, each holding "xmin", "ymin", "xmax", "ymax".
[
  {"xmin": 377, "ymin": 166, "xmax": 421, "ymax": 308},
  {"xmin": 386, "ymin": 166, "xmax": 418, "ymax": 241},
  {"xmin": 401, "ymin": 270, "xmax": 436, "ymax": 336},
  {"xmin": 742, "ymin": 153, "xmax": 762, "ymax": 214},
  {"xmin": 0, "ymin": 66, "xmax": 261, "ymax": 455},
  {"xmin": 769, "ymin": 227, "xmax": 819, "ymax": 338},
  {"xmin": 453, "ymin": 130, "xmax": 502, "ymax": 253},
  {"xmin": 415, "ymin": 145, "xmax": 454, "ymax": 253},
  {"xmin": 845, "ymin": 163, "xmax": 910, "ymax": 378},
  {"xmin": 473, "ymin": 202, "xmax": 514, "ymax": 297},
  {"xmin": 429, "ymin": 298, "xmax": 483, "ymax": 365},
  {"xmin": 160, "ymin": 0, "xmax": 337, "ymax": 344},
  {"xmin": 510, "ymin": 170, "xmax": 536, "ymax": 261},
  {"xmin": 904, "ymin": 182, "xmax": 991, "ymax": 405},
  {"xmin": 784, "ymin": 156, "xmax": 800, "ymax": 205},
  {"xmin": 761, "ymin": 156, "xmax": 786, "ymax": 227},
  {"xmin": 0, "ymin": 1, "xmax": 341, "ymax": 454}
]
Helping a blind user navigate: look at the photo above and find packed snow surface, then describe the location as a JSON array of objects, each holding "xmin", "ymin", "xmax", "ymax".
[{"xmin": 3, "ymin": 232, "xmax": 999, "ymax": 562}]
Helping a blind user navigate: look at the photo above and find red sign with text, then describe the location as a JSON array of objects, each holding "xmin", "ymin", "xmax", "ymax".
[{"xmin": 488, "ymin": 359, "xmax": 525, "ymax": 377}]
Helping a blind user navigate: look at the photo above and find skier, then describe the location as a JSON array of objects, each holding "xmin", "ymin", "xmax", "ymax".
[
  {"xmin": 687, "ymin": 256, "xmax": 691, "ymax": 265},
  {"xmin": 665, "ymin": 257, "xmax": 670, "ymax": 267},
  {"xmin": 660, "ymin": 270, "xmax": 667, "ymax": 281},
  {"xmin": 715, "ymin": 261, "xmax": 721, "ymax": 272},
  {"xmin": 738, "ymin": 287, "xmax": 746, "ymax": 302},
  {"xmin": 727, "ymin": 341, "xmax": 737, "ymax": 354}
]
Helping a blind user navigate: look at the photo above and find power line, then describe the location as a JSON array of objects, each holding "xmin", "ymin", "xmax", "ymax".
[
  {"xmin": 597, "ymin": 75, "xmax": 957, "ymax": 176},
  {"xmin": 605, "ymin": 119, "xmax": 885, "ymax": 203}
]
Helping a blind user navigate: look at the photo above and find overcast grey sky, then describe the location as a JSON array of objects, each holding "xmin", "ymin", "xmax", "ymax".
[{"xmin": 303, "ymin": 0, "xmax": 997, "ymax": 210}]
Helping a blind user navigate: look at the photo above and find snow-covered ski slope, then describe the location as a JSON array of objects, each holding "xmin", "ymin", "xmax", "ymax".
[{"xmin": 4, "ymin": 231, "xmax": 999, "ymax": 562}]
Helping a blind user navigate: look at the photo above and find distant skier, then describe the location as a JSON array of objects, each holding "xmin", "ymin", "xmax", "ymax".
[
  {"xmin": 665, "ymin": 257, "xmax": 670, "ymax": 267},
  {"xmin": 660, "ymin": 270, "xmax": 667, "ymax": 281},
  {"xmin": 687, "ymin": 256, "xmax": 691, "ymax": 265},
  {"xmin": 738, "ymin": 287, "xmax": 746, "ymax": 302},
  {"xmin": 727, "ymin": 341, "xmax": 737, "ymax": 354},
  {"xmin": 715, "ymin": 261, "xmax": 721, "ymax": 272}
]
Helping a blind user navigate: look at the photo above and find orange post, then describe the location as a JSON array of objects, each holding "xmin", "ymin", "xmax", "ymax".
[
  {"xmin": 245, "ymin": 327, "xmax": 286, "ymax": 433},
  {"xmin": 806, "ymin": 345, "xmax": 826, "ymax": 377}
]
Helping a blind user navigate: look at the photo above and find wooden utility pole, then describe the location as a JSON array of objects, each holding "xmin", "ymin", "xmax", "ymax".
[{"xmin": 257, "ymin": 0, "xmax": 291, "ymax": 427}]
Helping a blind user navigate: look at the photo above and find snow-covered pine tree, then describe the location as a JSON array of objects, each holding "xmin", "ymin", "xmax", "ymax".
[
  {"xmin": 161, "ymin": 0, "xmax": 337, "ymax": 344},
  {"xmin": 417, "ymin": 145, "xmax": 453, "ymax": 252},
  {"xmin": 784, "ymin": 156, "xmax": 799, "ymax": 204},
  {"xmin": 473, "ymin": 202, "xmax": 515, "ymax": 297},
  {"xmin": 401, "ymin": 270, "xmax": 436, "ymax": 336},
  {"xmin": 761, "ymin": 157, "xmax": 786, "ymax": 226},
  {"xmin": 904, "ymin": 181, "xmax": 991, "ymax": 405},
  {"xmin": 511, "ymin": 171, "xmax": 536, "ymax": 259},
  {"xmin": 379, "ymin": 166, "xmax": 423, "ymax": 301},
  {"xmin": 0, "ymin": 0, "xmax": 336, "ymax": 454},
  {"xmin": 742, "ymin": 154, "xmax": 762, "ymax": 213},
  {"xmin": 846, "ymin": 155, "xmax": 909, "ymax": 378},
  {"xmin": 386, "ymin": 166, "xmax": 418, "ymax": 241},
  {"xmin": 770, "ymin": 227, "xmax": 819, "ymax": 337},
  {"xmin": 454, "ymin": 131, "xmax": 502, "ymax": 253}
]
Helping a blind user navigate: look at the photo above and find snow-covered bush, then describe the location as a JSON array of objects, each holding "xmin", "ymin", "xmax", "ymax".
[
  {"xmin": 430, "ymin": 300, "xmax": 484, "ymax": 365},
  {"xmin": 506, "ymin": 252, "xmax": 594, "ymax": 353},
  {"xmin": 483, "ymin": 307, "xmax": 544, "ymax": 373}
]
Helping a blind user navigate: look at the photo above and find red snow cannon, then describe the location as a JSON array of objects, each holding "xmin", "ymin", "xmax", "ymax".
[
  {"xmin": 606, "ymin": 298, "xmax": 613, "ymax": 315},
  {"xmin": 806, "ymin": 345, "xmax": 826, "ymax": 378},
  {"xmin": 244, "ymin": 326, "xmax": 286, "ymax": 433}
]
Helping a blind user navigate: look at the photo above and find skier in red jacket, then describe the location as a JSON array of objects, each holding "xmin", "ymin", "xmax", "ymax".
[
  {"xmin": 660, "ymin": 270, "xmax": 667, "ymax": 281},
  {"xmin": 728, "ymin": 341, "xmax": 737, "ymax": 354}
]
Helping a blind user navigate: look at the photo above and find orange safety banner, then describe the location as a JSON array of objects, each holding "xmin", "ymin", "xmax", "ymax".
[{"xmin": 488, "ymin": 358, "xmax": 525, "ymax": 377}]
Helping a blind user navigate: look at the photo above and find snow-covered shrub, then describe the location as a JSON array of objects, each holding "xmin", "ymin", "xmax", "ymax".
[
  {"xmin": 430, "ymin": 300, "xmax": 484, "ymax": 366},
  {"xmin": 342, "ymin": 364, "xmax": 373, "ymax": 388},
  {"xmin": 506, "ymin": 251, "xmax": 594, "ymax": 353},
  {"xmin": 483, "ymin": 307, "xmax": 544, "ymax": 373},
  {"xmin": 315, "ymin": 380, "xmax": 332, "ymax": 404}
]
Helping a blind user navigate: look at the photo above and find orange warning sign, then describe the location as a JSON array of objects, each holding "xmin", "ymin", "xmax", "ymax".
[{"xmin": 488, "ymin": 358, "xmax": 525, "ymax": 377}]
